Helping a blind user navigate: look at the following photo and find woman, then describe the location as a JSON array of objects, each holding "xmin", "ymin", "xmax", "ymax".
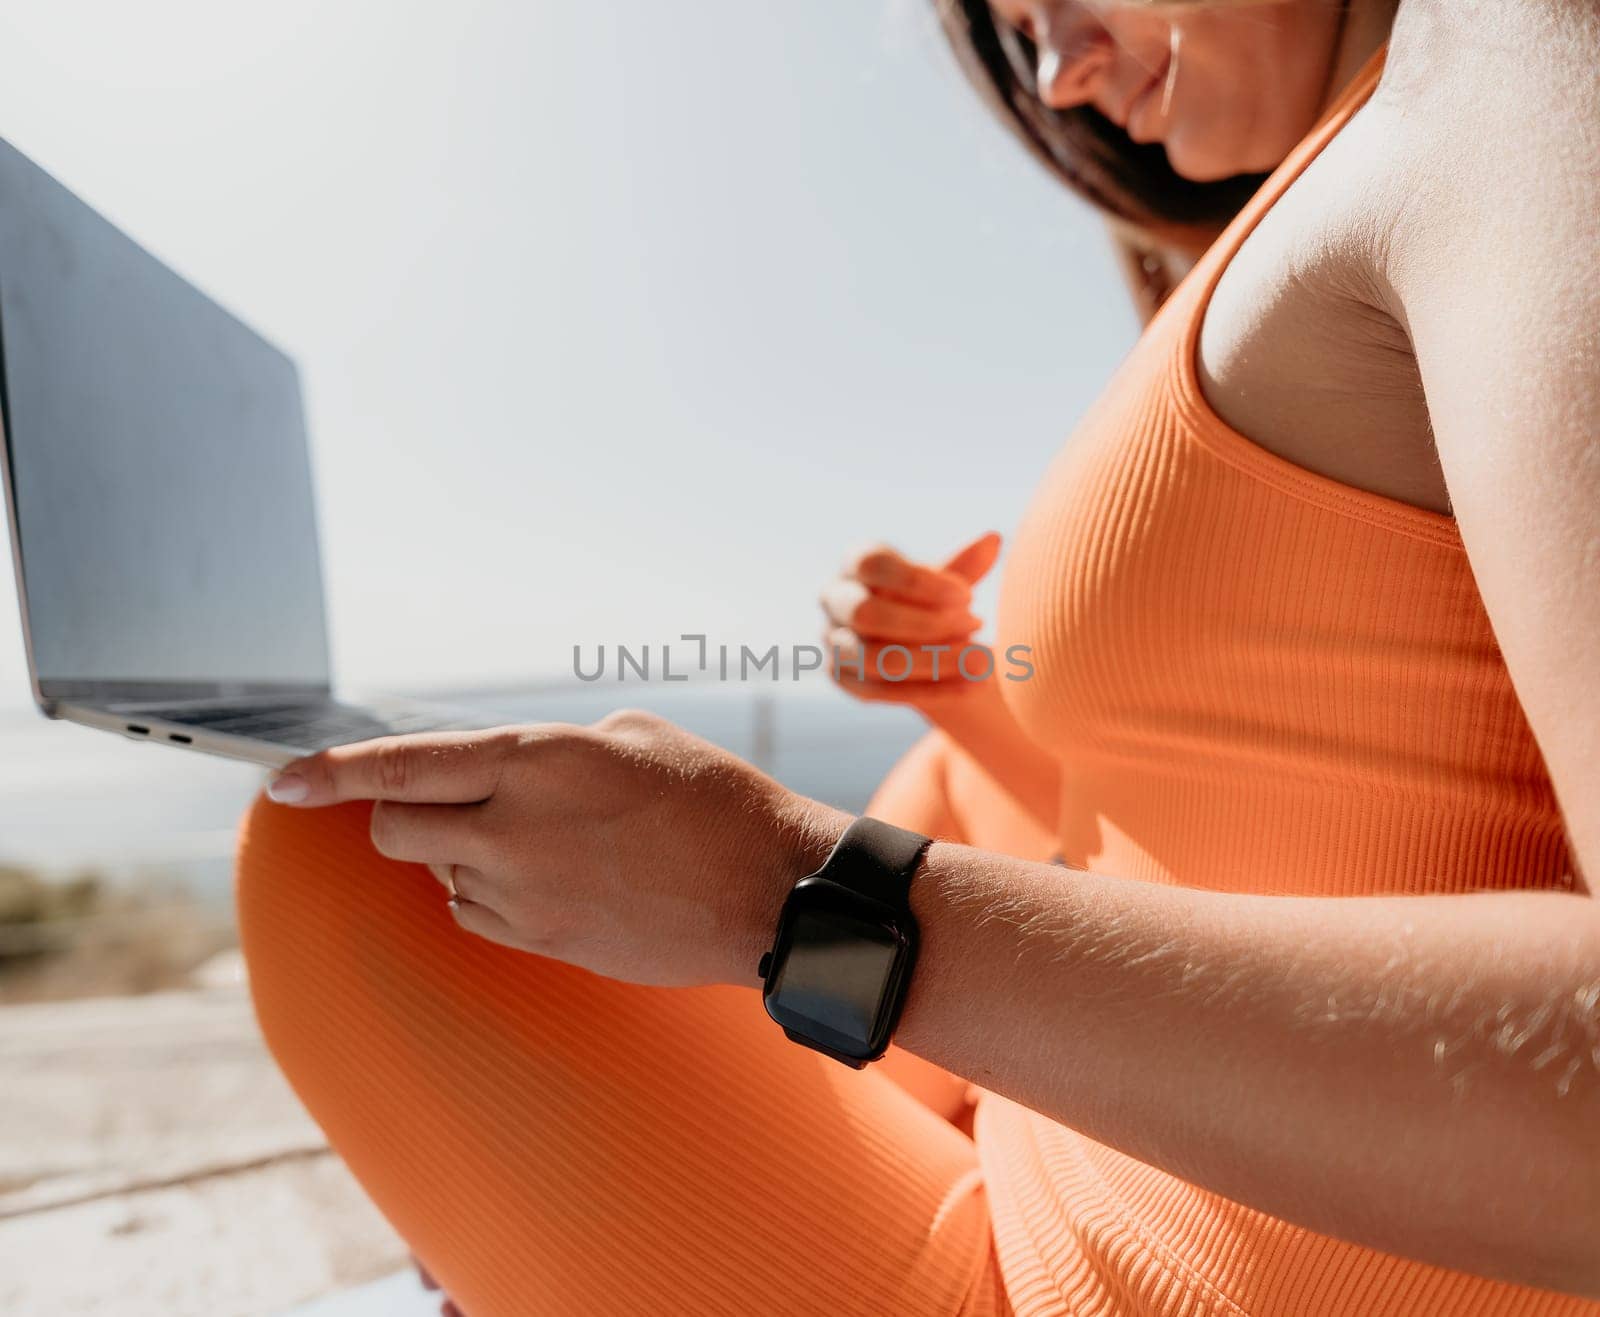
[{"xmin": 237, "ymin": 1, "xmax": 1600, "ymax": 1313}]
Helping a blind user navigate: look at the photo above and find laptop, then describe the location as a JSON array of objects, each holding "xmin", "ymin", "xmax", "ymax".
[{"xmin": 0, "ymin": 137, "xmax": 481, "ymax": 767}]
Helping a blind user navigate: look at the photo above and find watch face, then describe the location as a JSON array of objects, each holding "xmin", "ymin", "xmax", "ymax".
[{"xmin": 765, "ymin": 905, "xmax": 905, "ymax": 1059}]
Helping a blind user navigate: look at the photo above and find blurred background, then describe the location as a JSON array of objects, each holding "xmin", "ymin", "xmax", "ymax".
[{"xmin": 0, "ymin": 0, "xmax": 1135, "ymax": 1311}]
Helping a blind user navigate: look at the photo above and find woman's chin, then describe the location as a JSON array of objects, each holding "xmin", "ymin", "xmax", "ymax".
[{"xmin": 1160, "ymin": 135, "xmax": 1247, "ymax": 184}]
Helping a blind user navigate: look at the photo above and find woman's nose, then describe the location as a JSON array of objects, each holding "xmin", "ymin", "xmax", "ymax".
[{"xmin": 1022, "ymin": 5, "xmax": 1113, "ymax": 110}]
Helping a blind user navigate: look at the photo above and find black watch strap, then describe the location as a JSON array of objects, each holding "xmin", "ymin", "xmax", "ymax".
[{"xmin": 815, "ymin": 817, "xmax": 932, "ymax": 907}]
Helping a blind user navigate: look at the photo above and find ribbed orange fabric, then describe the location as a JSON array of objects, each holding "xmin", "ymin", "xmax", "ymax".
[
  {"xmin": 236, "ymin": 796, "xmax": 1011, "ymax": 1316},
  {"xmin": 974, "ymin": 49, "xmax": 1595, "ymax": 1316}
]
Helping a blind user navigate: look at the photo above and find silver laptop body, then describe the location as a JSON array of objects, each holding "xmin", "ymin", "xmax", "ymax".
[{"xmin": 0, "ymin": 137, "xmax": 475, "ymax": 768}]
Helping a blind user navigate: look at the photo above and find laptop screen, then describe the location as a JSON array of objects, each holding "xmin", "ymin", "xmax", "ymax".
[{"xmin": 0, "ymin": 139, "xmax": 331, "ymax": 702}]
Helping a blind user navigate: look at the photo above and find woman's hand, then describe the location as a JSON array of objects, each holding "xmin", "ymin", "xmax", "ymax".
[
  {"xmin": 819, "ymin": 531, "xmax": 1002, "ymax": 707},
  {"xmin": 820, "ymin": 529, "xmax": 1060, "ymax": 829},
  {"xmin": 265, "ymin": 712, "xmax": 849, "ymax": 986}
]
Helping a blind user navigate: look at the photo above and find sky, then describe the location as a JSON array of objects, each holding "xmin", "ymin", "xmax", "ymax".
[{"xmin": 0, "ymin": 0, "xmax": 1138, "ymax": 713}]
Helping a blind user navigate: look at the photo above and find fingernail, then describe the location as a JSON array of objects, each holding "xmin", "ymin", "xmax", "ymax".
[
  {"xmin": 266, "ymin": 773, "xmax": 309, "ymax": 804},
  {"xmin": 447, "ymin": 897, "xmax": 461, "ymax": 913}
]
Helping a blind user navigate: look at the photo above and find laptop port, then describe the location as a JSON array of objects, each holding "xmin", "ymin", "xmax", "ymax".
[
  {"xmin": 126, "ymin": 724, "xmax": 150, "ymax": 736},
  {"xmin": 168, "ymin": 733, "xmax": 192, "ymax": 744}
]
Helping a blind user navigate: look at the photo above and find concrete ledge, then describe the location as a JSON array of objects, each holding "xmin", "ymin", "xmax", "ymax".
[{"xmin": 0, "ymin": 981, "xmax": 408, "ymax": 1315}]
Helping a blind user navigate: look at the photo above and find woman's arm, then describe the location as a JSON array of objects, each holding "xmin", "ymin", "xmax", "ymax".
[
  {"xmin": 897, "ymin": 843, "xmax": 1600, "ymax": 1298},
  {"xmin": 269, "ymin": 715, "xmax": 1600, "ymax": 1299},
  {"xmin": 1375, "ymin": 0, "xmax": 1600, "ymax": 894}
]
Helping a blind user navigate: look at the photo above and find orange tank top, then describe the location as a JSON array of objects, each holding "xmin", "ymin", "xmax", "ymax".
[{"xmin": 977, "ymin": 49, "xmax": 1592, "ymax": 1316}]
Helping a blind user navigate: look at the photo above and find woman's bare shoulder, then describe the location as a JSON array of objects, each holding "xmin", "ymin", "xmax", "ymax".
[{"xmin": 1370, "ymin": 0, "xmax": 1600, "ymax": 299}]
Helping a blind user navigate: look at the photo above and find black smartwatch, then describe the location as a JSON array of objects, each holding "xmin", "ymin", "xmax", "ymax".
[{"xmin": 756, "ymin": 817, "xmax": 932, "ymax": 1069}]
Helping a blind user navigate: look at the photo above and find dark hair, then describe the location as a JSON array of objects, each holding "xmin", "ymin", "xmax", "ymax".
[{"xmin": 935, "ymin": 0, "xmax": 1268, "ymax": 257}]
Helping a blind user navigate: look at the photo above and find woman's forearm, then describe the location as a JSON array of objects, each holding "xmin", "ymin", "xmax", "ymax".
[
  {"xmin": 894, "ymin": 842, "xmax": 1600, "ymax": 1297},
  {"xmin": 917, "ymin": 681, "xmax": 1061, "ymax": 832}
]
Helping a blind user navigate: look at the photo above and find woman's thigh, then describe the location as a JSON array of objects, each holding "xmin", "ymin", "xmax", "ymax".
[{"xmin": 236, "ymin": 796, "xmax": 1008, "ymax": 1317}]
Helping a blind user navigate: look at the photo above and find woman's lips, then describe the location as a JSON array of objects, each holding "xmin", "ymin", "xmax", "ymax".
[{"xmin": 1123, "ymin": 50, "xmax": 1173, "ymax": 143}]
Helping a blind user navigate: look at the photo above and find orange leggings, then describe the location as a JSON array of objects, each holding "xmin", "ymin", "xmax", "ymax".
[{"xmin": 236, "ymin": 730, "xmax": 1037, "ymax": 1316}]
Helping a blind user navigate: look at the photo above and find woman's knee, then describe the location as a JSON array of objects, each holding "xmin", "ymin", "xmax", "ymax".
[
  {"xmin": 866, "ymin": 730, "xmax": 966, "ymax": 841},
  {"xmin": 235, "ymin": 794, "xmax": 374, "ymax": 951},
  {"xmin": 234, "ymin": 794, "xmax": 406, "ymax": 1061}
]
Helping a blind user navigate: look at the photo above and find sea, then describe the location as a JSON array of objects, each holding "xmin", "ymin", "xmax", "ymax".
[{"xmin": 0, "ymin": 684, "xmax": 925, "ymax": 902}]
